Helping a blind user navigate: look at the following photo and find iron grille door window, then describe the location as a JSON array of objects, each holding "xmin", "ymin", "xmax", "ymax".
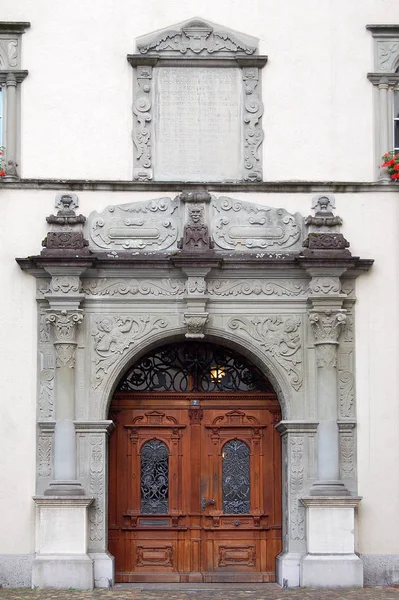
[
  {"xmin": 222, "ymin": 439, "xmax": 250, "ymax": 514},
  {"xmin": 140, "ymin": 440, "xmax": 169, "ymax": 514}
]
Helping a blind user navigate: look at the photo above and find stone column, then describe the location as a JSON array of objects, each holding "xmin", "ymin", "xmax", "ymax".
[
  {"xmin": 308, "ymin": 306, "xmax": 349, "ymax": 496},
  {"xmin": 302, "ymin": 297, "xmax": 363, "ymax": 588},
  {"xmin": 379, "ymin": 77, "xmax": 390, "ymax": 157},
  {"xmin": 378, "ymin": 76, "xmax": 391, "ymax": 181},
  {"xmin": 45, "ymin": 309, "xmax": 84, "ymax": 495},
  {"xmin": 3, "ymin": 73, "xmax": 18, "ymax": 181}
]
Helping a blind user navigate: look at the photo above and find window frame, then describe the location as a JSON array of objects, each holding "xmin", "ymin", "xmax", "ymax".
[
  {"xmin": 367, "ymin": 25, "xmax": 399, "ymax": 179},
  {"xmin": 0, "ymin": 21, "xmax": 30, "ymax": 180}
]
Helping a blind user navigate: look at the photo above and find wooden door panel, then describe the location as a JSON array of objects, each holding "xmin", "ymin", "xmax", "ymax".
[{"xmin": 109, "ymin": 394, "xmax": 281, "ymax": 582}]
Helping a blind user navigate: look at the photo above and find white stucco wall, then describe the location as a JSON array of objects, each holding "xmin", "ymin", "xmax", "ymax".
[
  {"xmin": 1, "ymin": 0, "xmax": 398, "ymax": 181},
  {"xmin": 1, "ymin": 188, "xmax": 398, "ymax": 557},
  {"xmin": 1, "ymin": 0, "xmax": 399, "ymax": 570}
]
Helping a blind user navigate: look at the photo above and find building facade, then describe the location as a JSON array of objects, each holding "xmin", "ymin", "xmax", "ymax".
[{"xmin": 1, "ymin": 0, "xmax": 399, "ymax": 590}]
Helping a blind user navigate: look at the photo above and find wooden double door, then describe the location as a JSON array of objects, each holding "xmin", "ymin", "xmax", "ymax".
[{"xmin": 109, "ymin": 393, "xmax": 282, "ymax": 582}]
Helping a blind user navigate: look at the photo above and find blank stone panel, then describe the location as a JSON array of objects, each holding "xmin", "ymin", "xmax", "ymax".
[{"xmin": 154, "ymin": 66, "xmax": 242, "ymax": 182}]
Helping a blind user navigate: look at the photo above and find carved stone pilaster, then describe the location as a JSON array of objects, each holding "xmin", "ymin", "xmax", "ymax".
[
  {"xmin": 243, "ymin": 67, "xmax": 263, "ymax": 182},
  {"xmin": 276, "ymin": 421, "xmax": 318, "ymax": 588},
  {"xmin": 44, "ymin": 309, "xmax": 84, "ymax": 496},
  {"xmin": 133, "ymin": 65, "xmax": 153, "ymax": 181},
  {"xmin": 308, "ymin": 308, "xmax": 349, "ymax": 496}
]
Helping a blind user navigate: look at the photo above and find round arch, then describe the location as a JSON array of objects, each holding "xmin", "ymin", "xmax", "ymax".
[
  {"xmin": 97, "ymin": 325, "xmax": 293, "ymax": 421},
  {"xmin": 107, "ymin": 334, "xmax": 284, "ymax": 583}
]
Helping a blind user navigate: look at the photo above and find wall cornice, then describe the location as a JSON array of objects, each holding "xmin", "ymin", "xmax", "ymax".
[
  {"xmin": 16, "ymin": 252, "xmax": 374, "ymax": 277},
  {"xmin": 0, "ymin": 22, "xmax": 31, "ymax": 34},
  {"xmin": 366, "ymin": 24, "xmax": 399, "ymax": 36},
  {"xmin": 1, "ymin": 179, "xmax": 399, "ymax": 193}
]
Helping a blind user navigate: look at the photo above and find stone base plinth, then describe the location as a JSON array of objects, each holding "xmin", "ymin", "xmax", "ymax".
[
  {"xmin": 276, "ymin": 552, "xmax": 302, "ymax": 587},
  {"xmin": 89, "ymin": 552, "xmax": 115, "ymax": 588},
  {"xmin": 300, "ymin": 496, "xmax": 363, "ymax": 588},
  {"xmin": 32, "ymin": 555, "xmax": 93, "ymax": 590},
  {"xmin": 301, "ymin": 554, "xmax": 363, "ymax": 588},
  {"xmin": 33, "ymin": 496, "xmax": 94, "ymax": 589}
]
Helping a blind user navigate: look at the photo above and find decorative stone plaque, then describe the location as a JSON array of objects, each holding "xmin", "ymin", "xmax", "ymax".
[
  {"xmin": 154, "ymin": 66, "xmax": 242, "ymax": 181},
  {"xmin": 128, "ymin": 19, "xmax": 267, "ymax": 183},
  {"xmin": 212, "ymin": 196, "xmax": 303, "ymax": 251},
  {"xmin": 87, "ymin": 197, "xmax": 180, "ymax": 252}
]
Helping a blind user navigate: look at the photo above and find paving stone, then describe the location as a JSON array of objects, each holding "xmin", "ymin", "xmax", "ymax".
[{"xmin": 1, "ymin": 586, "xmax": 399, "ymax": 600}]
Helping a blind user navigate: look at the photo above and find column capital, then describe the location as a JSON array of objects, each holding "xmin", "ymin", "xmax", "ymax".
[
  {"xmin": 5, "ymin": 72, "xmax": 17, "ymax": 86},
  {"xmin": 308, "ymin": 309, "xmax": 347, "ymax": 344},
  {"xmin": 46, "ymin": 309, "xmax": 83, "ymax": 343},
  {"xmin": 378, "ymin": 75, "xmax": 389, "ymax": 90}
]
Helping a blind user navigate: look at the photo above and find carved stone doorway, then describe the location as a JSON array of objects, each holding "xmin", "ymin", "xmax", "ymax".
[{"xmin": 108, "ymin": 342, "xmax": 282, "ymax": 582}]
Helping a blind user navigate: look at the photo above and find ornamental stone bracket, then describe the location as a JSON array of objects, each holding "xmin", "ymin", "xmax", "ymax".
[{"xmin": 183, "ymin": 312, "xmax": 209, "ymax": 339}]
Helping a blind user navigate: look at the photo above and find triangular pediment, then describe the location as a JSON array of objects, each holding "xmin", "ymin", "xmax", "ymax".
[{"xmin": 136, "ymin": 17, "xmax": 258, "ymax": 56}]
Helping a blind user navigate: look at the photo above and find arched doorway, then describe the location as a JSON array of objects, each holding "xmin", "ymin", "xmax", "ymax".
[{"xmin": 108, "ymin": 342, "xmax": 282, "ymax": 583}]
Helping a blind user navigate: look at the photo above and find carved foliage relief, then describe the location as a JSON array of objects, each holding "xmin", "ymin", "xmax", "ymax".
[
  {"xmin": 38, "ymin": 314, "xmax": 55, "ymax": 420},
  {"xmin": 91, "ymin": 315, "xmax": 168, "ymax": 388},
  {"xmin": 137, "ymin": 19, "xmax": 257, "ymax": 56},
  {"xmin": 89, "ymin": 435, "xmax": 105, "ymax": 542},
  {"xmin": 376, "ymin": 40, "xmax": 399, "ymax": 71},
  {"xmin": 340, "ymin": 431, "xmax": 355, "ymax": 480},
  {"xmin": 133, "ymin": 65, "xmax": 153, "ymax": 181},
  {"xmin": 290, "ymin": 436, "xmax": 305, "ymax": 541},
  {"xmin": 228, "ymin": 315, "xmax": 303, "ymax": 391},
  {"xmin": 207, "ymin": 279, "xmax": 308, "ymax": 297},
  {"xmin": 87, "ymin": 198, "xmax": 179, "ymax": 252},
  {"xmin": 243, "ymin": 68, "xmax": 263, "ymax": 182},
  {"xmin": 82, "ymin": 278, "xmax": 185, "ymax": 297},
  {"xmin": 212, "ymin": 197, "xmax": 303, "ymax": 251},
  {"xmin": 0, "ymin": 38, "xmax": 19, "ymax": 69},
  {"xmin": 37, "ymin": 436, "xmax": 52, "ymax": 478}
]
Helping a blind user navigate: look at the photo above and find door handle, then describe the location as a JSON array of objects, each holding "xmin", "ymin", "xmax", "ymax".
[{"xmin": 201, "ymin": 497, "xmax": 215, "ymax": 510}]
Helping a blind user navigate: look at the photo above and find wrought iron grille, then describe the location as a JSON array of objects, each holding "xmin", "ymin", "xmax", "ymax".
[
  {"xmin": 140, "ymin": 440, "xmax": 169, "ymax": 514},
  {"xmin": 222, "ymin": 440, "xmax": 250, "ymax": 514},
  {"xmin": 117, "ymin": 342, "xmax": 273, "ymax": 392}
]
